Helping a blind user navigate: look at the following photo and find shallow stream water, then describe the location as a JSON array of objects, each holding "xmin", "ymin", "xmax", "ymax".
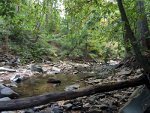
[{"xmin": 12, "ymin": 74, "xmax": 86, "ymax": 98}]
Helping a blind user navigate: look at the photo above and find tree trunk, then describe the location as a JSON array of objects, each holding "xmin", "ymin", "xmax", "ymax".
[
  {"xmin": 0, "ymin": 75, "xmax": 147, "ymax": 111},
  {"xmin": 117, "ymin": 0, "xmax": 150, "ymax": 73},
  {"xmin": 16, "ymin": 5, "xmax": 20, "ymax": 13},
  {"xmin": 136, "ymin": 0, "xmax": 150, "ymax": 50},
  {"xmin": 123, "ymin": 25, "xmax": 132, "ymax": 57}
]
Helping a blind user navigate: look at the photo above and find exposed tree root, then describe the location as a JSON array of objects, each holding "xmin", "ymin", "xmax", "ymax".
[{"xmin": 116, "ymin": 52, "xmax": 150, "ymax": 69}]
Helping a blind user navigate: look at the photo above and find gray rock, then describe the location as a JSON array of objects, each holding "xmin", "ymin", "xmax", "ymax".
[
  {"xmin": 86, "ymin": 110, "xmax": 102, "ymax": 113},
  {"xmin": 0, "ymin": 79, "xmax": 4, "ymax": 83},
  {"xmin": 117, "ymin": 68, "xmax": 132, "ymax": 76},
  {"xmin": 38, "ymin": 107, "xmax": 52, "ymax": 113},
  {"xmin": 98, "ymin": 104, "xmax": 109, "ymax": 110},
  {"xmin": 136, "ymin": 68, "xmax": 143, "ymax": 74},
  {"xmin": 47, "ymin": 67, "xmax": 61, "ymax": 75},
  {"xmin": 1, "ymin": 111, "xmax": 16, "ymax": 113},
  {"xmin": 52, "ymin": 67, "xmax": 61, "ymax": 73},
  {"xmin": 0, "ymin": 62, "xmax": 6, "ymax": 66},
  {"xmin": 108, "ymin": 60, "xmax": 120, "ymax": 65},
  {"xmin": 0, "ymin": 84, "xmax": 6, "ymax": 89},
  {"xmin": 88, "ymin": 96, "xmax": 96, "ymax": 104},
  {"xmin": 24, "ymin": 109, "xmax": 35, "ymax": 113},
  {"xmin": 45, "ymin": 61, "xmax": 51, "ymax": 64},
  {"xmin": 0, "ymin": 97, "xmax": 11, "ymax": 101},
  {"xmin": 5, "ymin": 83, "xmax": 17, "ymax": 88},
  {"xmin": 65, "ymin": 84, "xmax": 80, "ymax": 91},
  {"xmin": 29, "ymin": 64, "xmax": 43, "ymax": 73},
  {"xmin": 63, "ymin": 103, "xmax": 73, "ymax": 110},
  {"xmin": 87, "ymin": 79, "xmax": 102, "ymax": 84},
  {"xmin": 83, "ymin": 103, "xmax": 90, "ymax": 109},
  {"xmin": 7, "ymin": 56, "xmax": 20, "ymax": 67},
  {"xmin": 72, "ymin": 105, "xmax": 82, "ymax": 110},
  {"xmin": 10, "ymin": 74, "xmax": 23, "ymax": 83},
  {"xmin": 0, "ymin": 87, "xmax": 19, "ymax": 98},
  {"xmin": 51, "ymin": 104, "xmax": 63, "ymax": 113}
]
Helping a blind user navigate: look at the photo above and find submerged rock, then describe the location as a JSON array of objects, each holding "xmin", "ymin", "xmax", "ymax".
[
  {"xmin": 5, "ymin": 83, "xmax": 17, "ymax": 88},
  {"xmin": 47, "ymin": 78, "xmax": 61, "ymax": 84}
]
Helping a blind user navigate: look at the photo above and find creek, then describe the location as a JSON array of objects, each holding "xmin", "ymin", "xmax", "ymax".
[{"xmin": 12, "ymin": 74, "xmax": 87, "ymax": 98}]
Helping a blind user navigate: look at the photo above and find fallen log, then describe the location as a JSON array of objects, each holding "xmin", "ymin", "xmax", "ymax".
[{"xmin": 0, "ymin": 75, "xmax": 147, "ymax": 111}]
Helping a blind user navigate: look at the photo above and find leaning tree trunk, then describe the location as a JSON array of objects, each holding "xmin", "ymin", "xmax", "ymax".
[
  {"xmin": 117, "ymin": 0, "xmax": 150, "ymax": 73},
  {"xmin": 136, "ymin": 0, "xmax": 150, "ymax": 50},
  {"xmin": 123, "ymin": 24, "xmax": 132, "ymax": 57}
]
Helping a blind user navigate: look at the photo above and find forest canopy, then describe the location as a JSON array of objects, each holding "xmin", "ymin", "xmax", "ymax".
[{"xmin": 0, "ymin": 0, "xmax": 150, "ymax": 63}]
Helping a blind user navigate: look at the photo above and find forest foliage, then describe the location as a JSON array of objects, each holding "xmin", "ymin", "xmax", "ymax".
[{"xmin": 0, "ymin": 0, "xmax": 150, "ymax": 63}]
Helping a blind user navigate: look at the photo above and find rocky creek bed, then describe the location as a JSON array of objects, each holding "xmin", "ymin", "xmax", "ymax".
[{"xmin": 0, "ymin": 60, "xmax": 144, "ymax": 113}]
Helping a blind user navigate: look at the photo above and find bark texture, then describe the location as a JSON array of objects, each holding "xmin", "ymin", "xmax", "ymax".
[{"xmin": 136, "ymin": 0, "xmax": 150, "ymax": 49}]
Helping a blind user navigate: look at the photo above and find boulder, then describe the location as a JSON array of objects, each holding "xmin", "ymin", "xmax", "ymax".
[{"xmin": 0, "ymin": 87, "xmax": 19, "ymax": 98}]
